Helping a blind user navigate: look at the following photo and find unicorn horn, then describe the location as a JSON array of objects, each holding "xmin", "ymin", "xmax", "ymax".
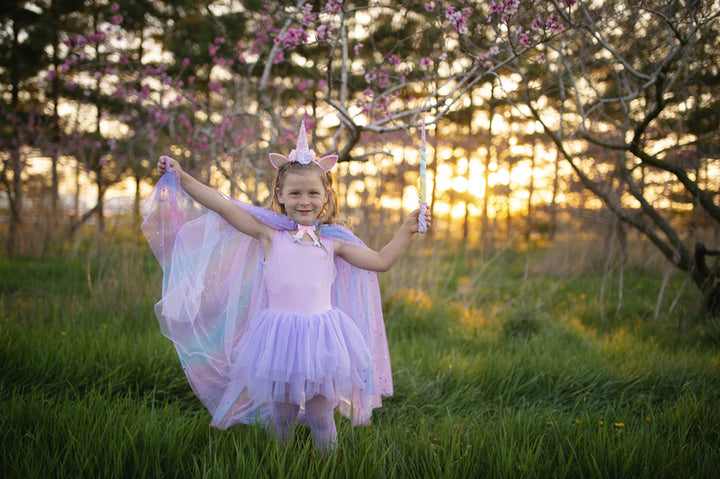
[{"xmin": 294, "ymin": 121, "xmax": 314, "ymax": 164}]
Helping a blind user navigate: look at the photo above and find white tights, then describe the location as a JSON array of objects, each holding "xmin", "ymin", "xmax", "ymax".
[
  {"xmin": 305, "ymin": 395, "xmax": 338, "ymax": 452},
  {"xmin": 271, "ymin": 396, "xmax": 337, "ymax": 452}
]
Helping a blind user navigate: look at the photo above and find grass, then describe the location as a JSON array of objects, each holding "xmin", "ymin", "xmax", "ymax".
[{"xmin": 1, "ymin": 232, "xmax": 719, "ymax": 478}]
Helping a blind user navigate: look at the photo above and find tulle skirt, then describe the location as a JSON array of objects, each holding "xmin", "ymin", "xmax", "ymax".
[{"xmin": 231, "ymin": 308, "xmax": 373, "ymax": 407}]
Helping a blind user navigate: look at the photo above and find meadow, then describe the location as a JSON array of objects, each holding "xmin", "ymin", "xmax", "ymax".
[{"xmin": 1, "ymin": 228, "xmax": 719, "ymax": 478}]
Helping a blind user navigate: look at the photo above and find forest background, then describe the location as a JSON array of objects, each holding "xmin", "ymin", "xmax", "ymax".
[
  {"xmin": 1, "ymin": 1, "xmax": 720, "ymax": 477},
  {"xmin": 2, "ymin": 0, "xmax": 720, "ymax": 315}
]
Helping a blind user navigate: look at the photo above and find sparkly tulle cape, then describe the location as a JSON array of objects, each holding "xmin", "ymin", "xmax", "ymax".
[{"xmin": 140, "ymin": 169, "xmax": 392, "ymax": 428}]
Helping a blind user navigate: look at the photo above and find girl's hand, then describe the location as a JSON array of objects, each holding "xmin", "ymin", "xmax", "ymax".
[
  {"xmin": 157, "ymin": 156, "xmax": 182, "ymax": 176},
  {"xmin": 404, "ymin": 207, "xmax": 432, "ymax": 234}
]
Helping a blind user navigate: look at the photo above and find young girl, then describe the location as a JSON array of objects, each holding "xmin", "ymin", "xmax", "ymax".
[{"xmin": 141, "ymin": 123, "xmax": 430, "ymax": 452}]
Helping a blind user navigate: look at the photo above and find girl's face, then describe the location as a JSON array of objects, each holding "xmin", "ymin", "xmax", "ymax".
[{"xmin": 276, "ymin": 169, "xmax": 329, "ymax": 225}]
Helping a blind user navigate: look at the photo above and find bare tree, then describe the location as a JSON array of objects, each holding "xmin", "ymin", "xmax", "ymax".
[{"xmin": 494, "ymin": 1, "xmax": 720, "ymax": 315}]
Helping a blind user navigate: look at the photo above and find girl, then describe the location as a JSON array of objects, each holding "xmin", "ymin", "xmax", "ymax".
[{"xmin": 142, "ymin": 123, "xmax": 431, "ymax": 452}]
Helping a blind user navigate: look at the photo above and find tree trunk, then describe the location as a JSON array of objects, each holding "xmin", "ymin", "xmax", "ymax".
[
  {"xmin": 134, "ymin": 172, "xmax": 142, "ymax": 224},
  {"xmin": 6, "ymin": 22, "xmax": 23, "ymax": 255},
  {"xmin": 526, "ymin": 141, "xmax": 536, "ymax": 242},
  {"xmin": 693, "ymin": 243, "xmax": 720, "ymax": 317},
  {"xmin": 6, "ymin": 149, "xmax": 23, "ymax": 255},
  {"xmin": 482, "ymin": 81, "xmax": 495, "ymax": 246},
  {"xmin": 74, "ymin": 158, "xmax": 81, "ymax": 220},
  {"xmin": 430, "ymin": 119, "xmax": 439, "ymax": 240},
  {"xmin": 96, "ymin": 167, "xmax": 104, "ymax": 238},
  {"xmin": 549, "ymin": 148, "xmax": 560, "ymax": 241}
]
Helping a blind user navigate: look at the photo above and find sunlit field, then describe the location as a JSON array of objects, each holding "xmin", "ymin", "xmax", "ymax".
[{"xmin": 1, "ymin": 225, "xmax": 719, "ymax": 478}]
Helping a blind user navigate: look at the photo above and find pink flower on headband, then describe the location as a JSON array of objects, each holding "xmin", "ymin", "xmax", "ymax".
[{"xmin": 269, "ymin": 122, "xmax": 338, "ymax": 172}]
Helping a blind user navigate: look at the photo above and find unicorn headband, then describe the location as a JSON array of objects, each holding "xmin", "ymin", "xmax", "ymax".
[{"xmin": 269, "ymin": 122, "xmax": 338, "ymax": 172}]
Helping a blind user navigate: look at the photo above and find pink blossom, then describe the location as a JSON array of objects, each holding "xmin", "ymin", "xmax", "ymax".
[
  {"xmin": 354, "ymin": 44, "xmax": 362, "ymax": 55},
  {"xmin": 531, "ymin": 17, "xmax": 543, "ymax": 30},
  {"xmin": 519, "ymin": 31, "xmax": 531, "ymax": 47},
  {"xmin": 317, "ymin": 24, "xmax": 331, "ymax": 40},
  {"xmin": 546, "ymin": 14, "xmax": 565, "ymax": 33},
  {"xmin": 446, "ymin": 6, "xmax": 472, "ymax": 34},
  {"xmin": 111, "ymin": 15, "xmax": 123, "ymax": 25},
  {"xmin": 302, "ymin": 3, "xmax": 317, "ymax": 24},
  {"xmin": 154, "ymin": 111, "xmax": 168, "ymax": 124},
  {"xmin": 325, "ymin": 0, "xmax": 342, "ymax": 14},
  {"xmin": 388, "ymin": 54, "xmax": 401, "ymax": 67},
  {"xmin": 182, "ymin": 57, "xmax": 190, "ymax": 67},
  {"xmin": 424, "ymin": 2, "xmax": 435, "ymax": 12},
  {"xmin": 88, "ymin": 32, "xmax": 107, "ymax": 44},
  {"xmin": 71, "ymin": 34, "xmax": 87, "ymax": 47},
  {"xmin": 46, "ymin": 70, "xmax": 57, "ymax": 81},
  {"xmin": 420, "ymin": 57, "xmax": 432, "ymax": 67},
  {"xmin": 188, "ymin": 76, "xmax": 196, "ymax": 84},
  {"xmin": 297, "ymin": 79, "xmax": 314, "ymax": 91},
  {"xmin": 214, "ymin": 36, "xmax": 225, "ymax": 44},
  {"xmin": 504, "ymin": 0, "xmax": 519, "ymax": 15},
  {"xmin": 111, "ymin": 2, "xmax": 119, "ymax": 11},
  {"xmin": 277, "ymin": 28, "xmax": 308, "ymax": 50}
]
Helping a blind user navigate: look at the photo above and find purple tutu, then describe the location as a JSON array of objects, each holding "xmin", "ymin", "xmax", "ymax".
[{"xmin": 233, "ymin": 307, "xmax": 372, "ymax": 405}]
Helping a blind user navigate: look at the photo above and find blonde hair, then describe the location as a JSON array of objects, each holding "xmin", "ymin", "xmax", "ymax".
[{"xmin": 270, "ymin": 162, "xmax": 339, "ymax": 225}]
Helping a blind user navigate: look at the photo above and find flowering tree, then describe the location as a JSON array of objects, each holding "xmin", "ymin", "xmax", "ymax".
[
  {"xmin": 4, "ymin": 0, "xmax": 719, "ymax": 315},
  {"xmin": 146, "ymin": 0, "xmax": 719, "ymax": 314}
]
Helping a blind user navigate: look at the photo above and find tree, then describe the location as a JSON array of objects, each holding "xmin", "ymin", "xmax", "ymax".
[
  {"xmin": 411, "ymin": 0, "xmax": 720, "ymax": 316},
  {"xmin": 11, "ymin": 0, "xmax": 719, "ymax": 319},
  {"xmin": 0, "ymin": 2, "xmax": 51, "ymax": 254},
  {"xmin": 503, "ymin": 1, "xmax": 720, "ymax": 315}
]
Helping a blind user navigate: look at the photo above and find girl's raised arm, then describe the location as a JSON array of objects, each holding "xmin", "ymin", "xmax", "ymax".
[
  {"xmin": 335, "ymin": 208, "xmax": 431, "ymax": 273},
  {"xmin": 158, "ymin": 157, "xmax": 274, "ymax": 247}
]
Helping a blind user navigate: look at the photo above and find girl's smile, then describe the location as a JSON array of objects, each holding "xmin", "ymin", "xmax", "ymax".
[{"xmin": 276, "ymin": 170, "xmax": 329, "ymax": 226}]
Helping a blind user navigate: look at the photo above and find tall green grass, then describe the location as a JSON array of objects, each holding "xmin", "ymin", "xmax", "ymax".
[{"xmin": 1, "ymin": 234, "xmax": 719, "ymax": 478}]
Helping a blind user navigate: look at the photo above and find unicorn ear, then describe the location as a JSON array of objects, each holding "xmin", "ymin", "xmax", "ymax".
[
  {"xmin": 317, "ymin": 155, "xmax": 338, "ymax": 172},
  {"xmin": 269, "ymin": 153, "xmax": 290, "ymax": 170}
]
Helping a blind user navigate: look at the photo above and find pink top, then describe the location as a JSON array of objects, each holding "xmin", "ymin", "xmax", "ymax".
[{"xmin": 264, "ymin": 230, "xmax": 336, "ymax": 314}]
